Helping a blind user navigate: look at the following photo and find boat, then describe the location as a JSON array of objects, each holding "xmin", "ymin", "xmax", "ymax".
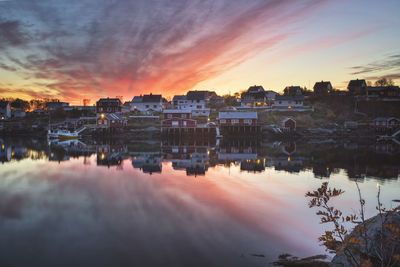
[{"xmin": 47, "ymin": 127, "xmax": 86, "ymax": 140}]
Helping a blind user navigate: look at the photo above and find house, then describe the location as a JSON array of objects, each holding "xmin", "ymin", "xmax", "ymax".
[
  {"xmin": 97, "ymin": 113, "xmax": 127, "ymax": 129},
  {"xmin": 0, "ymin": 101, "xmax": 11, "ymax": 119},
  {"xmin": 131, "ymin": 155, "xmax": 162, "ymax": 174},
  {"xmin": 96, "ymin": 98, "xmax": 122, "ymax": 114},
  {"xmin": 348, "ymin": 79, "xmax": 367, "ymax": 95},
  {"xmin": 265, "ymin": 90, "xmax": 278, "ymax": 101},
  {"xmin": 367, "ymin": 86, "xmax": 400, "ymax": 98},
  {"xmin": 241, "ymin": 85, "xmax": 268, "ymax": 108},
  {"xmin": 313, "ymin": 81, "xmax": 332, "ymax": 96},
  {"xmin": 131, "ymin": 94, "xmax": 163, "ymax": 113},
  {"xmin": 218, "ymin": 112, "xmax": 258, "ymax": 126},
  {"xmin": 283, "ymin": 86, "xmax": 302, "ymax": 96},
  {"xmin": 374, "ymin": 117, "xmax": 400, "ymax": 131},
  {"xmin": 47, "ymin": 101, "xmax": 70, "ymax": 111},
  {"xmin": 13, "ymin": 110, "xmax": 26, "ymax": 118},
  {"xmin": 281, "ymin": 118, "xmax": 296, "ymax": 132},
  {"xmin": 162, "ymin": 110, "xmax": 197, "ymax": 130},
  {"xmin": 172, "ymin": 91, "xmax": 211, "ymax": 117},
  {"xmin": 274, "ymin": 95, "xmax": 304, "ymax": 109}
]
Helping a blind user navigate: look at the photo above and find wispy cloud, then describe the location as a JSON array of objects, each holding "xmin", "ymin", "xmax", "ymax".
[
  {"xmin": 1, "ymin": 0, "xmax": 331, "ymax": 101},
  {"xmin": 350, "ymin": 53, "xmax": 400, "ymax": 75}
]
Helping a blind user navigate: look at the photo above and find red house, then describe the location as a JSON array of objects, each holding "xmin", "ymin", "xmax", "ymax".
[
  {"xmin": 97, "ymin": 113, "xmax": 127, "ymax": 129},
  {"xmin": 281, "ymin": 118, "xmax": 296, "ymax": 131},
  {"xmin": 96, "ymin": 98, "xmax": 122, "ymax": 114},
  {"xmin": 162, "ymin": 110, "xmax": 197, "ymax": 128},
  {"xmin": 374, "ymin": 117, "xmax": 400, "ymax": 131}
]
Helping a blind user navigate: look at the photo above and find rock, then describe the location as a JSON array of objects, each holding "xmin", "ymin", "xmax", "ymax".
[{"xmin": 331, "ymin": 211, "xmax": 400, "ymax": 266}]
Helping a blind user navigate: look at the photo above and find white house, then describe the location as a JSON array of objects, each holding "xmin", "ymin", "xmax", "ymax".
[
  {"xmin": 0, "ymin": 101, "xmax": 11, "ymax": 120},
  {"xmin": 273, "ymin": 95, "xmax": 304, "ymax": 109},
  {"xmin": 131, "ymin": 94, "xmax": 163, "ymax": 113},
  {"xmin": 172, "ymin": 91, "xmax": 211, "ymax": 117}
]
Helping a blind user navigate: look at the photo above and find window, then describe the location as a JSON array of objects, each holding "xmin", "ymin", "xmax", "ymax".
[
  {"xmin": 197, "ymin": 105, "xmax": 202, "ymax": 109},
  {"xmin": 183, "ymin": 121, "xmax": 187, "ymax": 126},
  {"xmin": 232, "ymin": 119, "xmax": 239, "ymax": 124},
  {"xmin": 172, "ymin": 121, "xmax": 179, "ymax": 126},
  {"xmin": 153, "ymin": 105, "xmax": 157, "ymax": 108},
  {"xmin": 145, "ymin": 105, "xmax": 149, "ymax": 108},
  {"xmin": 168, "ymin": 114, "xmax": 172, "ymax": 118},
  {"xmin": 279, "ymin": 101, "xmax": 282, "ymax": 104},
  {"xmin": 244, "ymin": 119, "xmax": 252, "ymax": 124},
  {"xmin": 112, "ymin": 120, "xmax": 115, "ymax": 123},
  {"xmin": 220, "ymin": 119, "xmax": 226, "ymax": 124},
  {"xmin": 181, "ymin": 114, "xmax": 186, "ymax": 118},
  {"xmin": 98, "ymin": 120, "xmax": 102, "ymax": 124}
]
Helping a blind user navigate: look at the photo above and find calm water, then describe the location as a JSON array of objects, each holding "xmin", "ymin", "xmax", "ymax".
[{"xmin": 0, "ymin": 138, "xmax": 399, "ymax": 267}]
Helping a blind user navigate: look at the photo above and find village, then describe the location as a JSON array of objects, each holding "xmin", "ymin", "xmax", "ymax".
[{"xmin": 1, "ymin": 78, "xmax": 400, "ymax": 141}]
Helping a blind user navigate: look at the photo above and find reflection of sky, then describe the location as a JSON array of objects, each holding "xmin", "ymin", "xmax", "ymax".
[{"xmin": 0, "ymin": 156, "xmax": 399, "ymax": 267}]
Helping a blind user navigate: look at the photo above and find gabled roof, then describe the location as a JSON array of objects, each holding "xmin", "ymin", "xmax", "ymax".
[
  {"xmin": 132, "ymin": 96, "xmax": 143, "ymax": 103},
  {"xmin": 275, "ymin": 95, "xmax": 304, "ymax": 101},
  {"xmin": 348, "ymin": 79, "xmax": 366, "ymax": 87},
  {"xmin": 98, "ymin": 98, "xmax": 121, "ymax": 104},
  {"xmin": 247, "ymin": 85, "xmax": 265, "ymax": 93},
  {"xmin": 186, "ymin": 91, "xmax": 209, "ymax": 101},
  {"xmin": 313, "ymin": 81, "xmax": 332, "ymax": 90},
  {"xmin": 218, "ymin": 111, "xmax": 258, "ymax": 119},
  {"xmin": 282, "ymin": 117, "xmax": 295, "ymax": 123},
  {"xmin": 173, "ymin": 95, "xmax": 187, "ymax": 101},
  {"xmin": 142, "ymin": 94, "xmax": 162, "ymax": 103}
]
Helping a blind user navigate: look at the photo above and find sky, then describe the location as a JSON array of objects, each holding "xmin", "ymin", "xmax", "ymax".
[{"xmin": 0, "ymin": 0, "xmax": 399, "ymax": 104}]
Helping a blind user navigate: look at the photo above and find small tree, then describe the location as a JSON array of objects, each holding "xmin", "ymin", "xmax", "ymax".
[
  {"xmin": 375, "ymin": 77, "xmax": 395, "ymax": 87},
  {"xmin": 306, "ymin": 182, "xmax": 400, "ymax": 267}
]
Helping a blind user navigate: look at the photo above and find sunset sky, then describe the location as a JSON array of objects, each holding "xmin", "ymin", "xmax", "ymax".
[{"xmin": 0, "ymin": 0, "xmax": 399, "ymax": 104}]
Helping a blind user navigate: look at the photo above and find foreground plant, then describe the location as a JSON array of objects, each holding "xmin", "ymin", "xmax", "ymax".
[{"xmin": 306, "ymin": 182, "xmax": 400, "ymax": 267}]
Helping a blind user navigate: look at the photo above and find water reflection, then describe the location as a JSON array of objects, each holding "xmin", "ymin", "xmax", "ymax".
[
  {"xmin": 0, "ymin": 137, "xmax": 399, "ymax": 267},
  {"xmin": 1, "ymin": 137, "xmax": 399, "ymax": 181}
]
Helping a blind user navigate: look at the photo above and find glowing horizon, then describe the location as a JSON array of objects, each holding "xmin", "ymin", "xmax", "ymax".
[{"xmin": 0, "ymin": 0, "xmax": 399, "ymax": 105}]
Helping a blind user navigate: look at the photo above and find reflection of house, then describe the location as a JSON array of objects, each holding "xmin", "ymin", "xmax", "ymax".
[
  {"xmin": 96, "ymin": 98, "xmax": 122, "ymax": 114},
  {"xmin": 313, "ymin": 81, "xmax": 332, "ymax": 96},
  {"xmin": 97, "ymin": 144, "xmax": 127, "ymax": 167},
  {"xmin": 374, "ymin": 117, "xmax": 400, "ymax": 131},
  {"xmin": 273, "ymin": 95, "xmax": 304, "ymax": 109},
  {"xmin": 0, "ymin": 101, "xmax": 11, "ymax": 120},
  {"xmin": 348, "ymin": 79, "xmax": 367, "ymax": 95},
  {"xmin": 313, "ymin": 166, "xmax": 332, "ymax": 178},
  {"xmin": 240, "ymin": 159, "xmax": 265, "ymax": 172},
  {"xmin": 271, "ymin": 157, "xmax": 304, "ymax": 173},
  {"xmin": 131, "ymin": 154, "xmax": 162, "ymax": 174},
  {"xmin": 281, "ymin": 142, "xmax": 296, "ymax": 155},
  {"xmin": 131, "ymin": 94, "xmax": 163, "ymax": 113},
  {"xmin": 281, "ymin": 118, "xmax": 296, "ymax": 132},
  {"xmin": 64, "ymin": 118, "xmax": 84, "ymax": 129},
  {"xmin": 0, "ymin": 143, "xmax": 12, "ymax": 162}
]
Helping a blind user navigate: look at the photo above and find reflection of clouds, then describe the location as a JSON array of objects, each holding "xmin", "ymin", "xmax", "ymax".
[{"xmin": 0, "ymin": 157, "xmax": 318, "ymax": 267}]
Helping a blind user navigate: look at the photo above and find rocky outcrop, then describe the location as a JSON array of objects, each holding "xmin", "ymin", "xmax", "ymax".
[{"xmin": 331, "ymin": 211, "xmax": 400, "ymax": 266}]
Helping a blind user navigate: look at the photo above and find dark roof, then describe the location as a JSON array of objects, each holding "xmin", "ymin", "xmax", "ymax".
[
  {"xmin": 313, "ymin": 81, "xmax": 332, "ymax": 90},
  {"xmin": 142, "ymin": 94, "xmax": 162, "ymax": 103},
  {"xmin": 0, "ymin": 101, "xmax": 10, "ymax": 108},
  {"xmin": 348, "ymin": 79, "xmax": 366, "ymax": 87},
  {"xmin": 247, "ymin": 85, "xmax": 265, "ymax": 93},
  {"xmin": 98, "ymin": 98, "xmax": 121, "ymax": 104},
  {"xmin": 186, "ymin": 91, "xmax": 210, "ymax": 101},
  {"xmin": 173, "ymin": 95, "xmax": 186, "ymax": 101},
  {"xmin": 275, "ymin": 95, "xmax": 304, "ymax": 101}
]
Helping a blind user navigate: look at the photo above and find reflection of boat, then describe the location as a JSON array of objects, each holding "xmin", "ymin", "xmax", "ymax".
[{"xmin": 48, "ymin": 127, "xmax": 86, "ymax": 140}]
